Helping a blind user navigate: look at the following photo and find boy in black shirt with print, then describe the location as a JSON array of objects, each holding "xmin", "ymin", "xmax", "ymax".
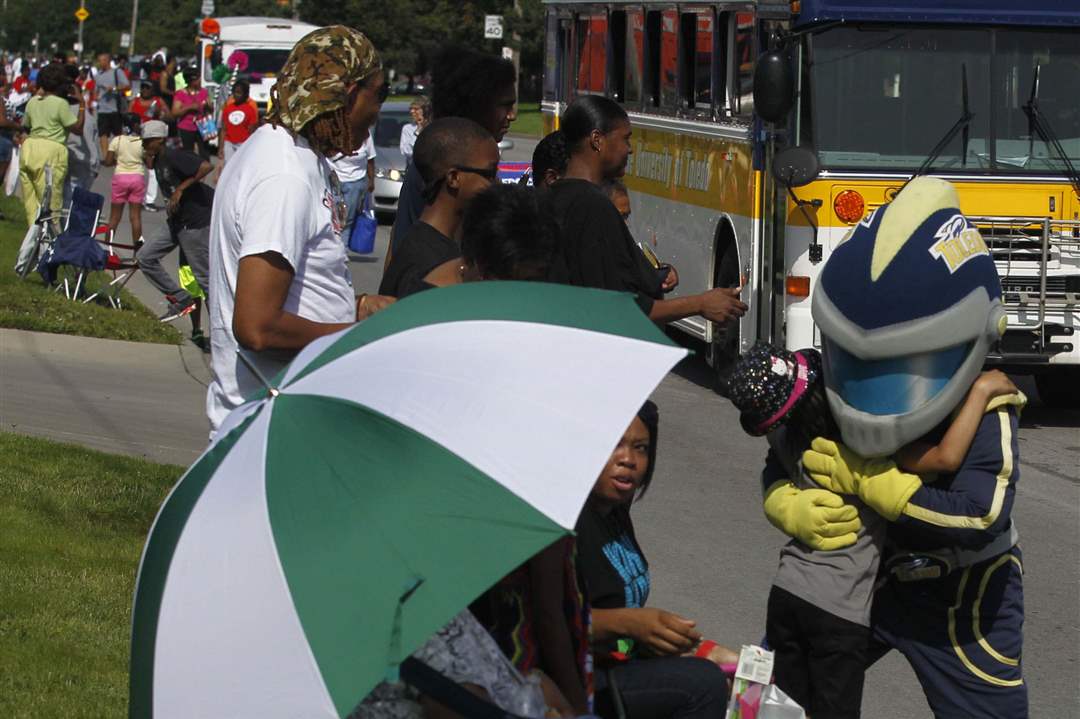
[{"xmin": 136, "ymin": 120, "xmax": 213, "ymax": 326}]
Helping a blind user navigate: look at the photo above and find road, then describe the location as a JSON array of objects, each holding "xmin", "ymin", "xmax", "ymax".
[{"xmin": 2, "ymin": 142, "xmax": 1078, "ymax": 717}]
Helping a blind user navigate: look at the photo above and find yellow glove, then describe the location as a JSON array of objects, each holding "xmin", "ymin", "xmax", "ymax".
[
  {"xmin": 803, "ymin": 438, "xmax": 922, "ymax": 521},
  {"xmin": 763, "ymin": 480, "xmax": 862, "ymax": 551}
]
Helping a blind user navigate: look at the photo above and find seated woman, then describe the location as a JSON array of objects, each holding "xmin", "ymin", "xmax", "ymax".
[
  {"xmin": 578, "ymin": 402, "xmax": 734, "ymax": 719},
  {"xmin": 351, "ymin": 608, "xmax": 575, "ymax": 719},
  {"xmin": 429, "ymin": 183, "xmax": 591, "ymax": 712}
]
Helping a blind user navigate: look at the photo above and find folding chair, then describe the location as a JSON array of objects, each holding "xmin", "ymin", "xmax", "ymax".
[
  {"xmin": 14, "ymin": 164, "xmax": 66, "ymax": 278},
  {"xmin": 81, "ymin": 226, "xmax": 141, "ymax": 309},
  {"xmin": 36, "ymin": 187, "xmax": 108, "ymax": 300}
]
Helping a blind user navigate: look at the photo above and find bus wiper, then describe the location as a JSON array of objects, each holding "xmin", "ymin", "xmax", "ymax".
[
  {"xmin": 1023, "ymin": 65, "xmax": 1080, "ymax": 200},
  {"xmin": 912, "ymin": 64, "xmax": 973, "ymax": 179}
]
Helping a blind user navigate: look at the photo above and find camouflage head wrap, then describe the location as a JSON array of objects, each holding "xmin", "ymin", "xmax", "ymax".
[{"xmin": 266, "ymin": 25, "xmax": 380, "ymax": 133}]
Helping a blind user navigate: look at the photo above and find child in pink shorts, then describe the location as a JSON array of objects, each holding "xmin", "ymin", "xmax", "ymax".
[{"xmin": 104, "ymin": 114, "xmax": 147, "ymax": 247}]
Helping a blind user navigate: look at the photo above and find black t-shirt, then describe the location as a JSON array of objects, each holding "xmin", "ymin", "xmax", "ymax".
[
  {"xmin": 390, "ymin": 162, "xmax": 424, "ymax": 255},
  {"xmin": 154, "ymin": 147, "xmax": 213, "ymax": 229},
  {"xmin": 378, "ymin": 221, "xmax": 458, "ymax": 297},
  {"xmin": 545, "ymin": 178, "xmax": 664, "ymax": 315},
  {"xmin": 575, "ymin": 502, "xmax": 650, "ymax": 611}
]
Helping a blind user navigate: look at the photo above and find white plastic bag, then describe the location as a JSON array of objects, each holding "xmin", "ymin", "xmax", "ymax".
[{"xmin": 4, "ymin": 144, "xmax": 20, "ymax": 196}]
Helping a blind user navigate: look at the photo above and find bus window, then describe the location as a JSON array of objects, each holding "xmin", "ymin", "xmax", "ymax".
[
  {"xmin": 610, "ymin": 11, "xmax": 627, "ymax": 102},
  {"xmin": 733, "ymin": 12, "xmax": 755, "ymax": 116},
  {"xmin": 576, "ymin": 12, "xmax": 608, "ymax": 95},
  {"xmin": 660, "ymin": 9, "xmax": 680, "ymax": 108},
  {"xmin": 612, "ymin": 8, "xmax": 645, "ymax": 106},
  {"xmin": 645, "ymin": 10, "xmax": 662, "ymax": 107},
  {"xmin": 679, "ymin": 8, "xmax": 715, "ymax": 111}
]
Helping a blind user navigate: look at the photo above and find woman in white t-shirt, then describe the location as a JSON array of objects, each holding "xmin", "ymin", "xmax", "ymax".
[
  {"xmin": 206, "ymin": 26, "xmax": 396, "ymax": 435},
  {"xmin": 103, "ymin": 114, "xmax": 146, "ymax": 246}
]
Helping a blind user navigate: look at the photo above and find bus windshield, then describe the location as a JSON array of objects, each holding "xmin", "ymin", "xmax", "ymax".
[
  {"xmin": 808, "ymin": 26, "xmax": 1080, "ymax": 174},
  {"xmin": 237, "ymin": 48, "xmax": 292, "ymax": 76}
]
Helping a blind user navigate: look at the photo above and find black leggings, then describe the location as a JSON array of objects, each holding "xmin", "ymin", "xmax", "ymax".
[
  {"xmin": 595, "ymin": 656, "xmax": 729, "ymax": 719},
  {"xmin": 766, "ymin": 586, "xmax": 870, "ymax": 719},
  {"xmin": 178, "ymin": 128, "xmax": 210, "ymax": 160}
]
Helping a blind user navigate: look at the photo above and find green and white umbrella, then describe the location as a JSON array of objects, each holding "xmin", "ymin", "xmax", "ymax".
[{"xmin": 130, "ymin": 282, "xmax": 686, "ymax": 719}]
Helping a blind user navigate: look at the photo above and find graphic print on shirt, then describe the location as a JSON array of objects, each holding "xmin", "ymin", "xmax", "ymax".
[
  {"xmin": 602, "ymin": 533, "xmax": 650, "ymax": 608},
  {"xmin": 323, "ymin": 189, "xmax": 344, "ymax": 239}
]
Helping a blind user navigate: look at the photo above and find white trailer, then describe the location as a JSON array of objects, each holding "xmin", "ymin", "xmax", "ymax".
[{"xmin": 197, "ymin": 16, "xmax": 318, "ymax": 110}]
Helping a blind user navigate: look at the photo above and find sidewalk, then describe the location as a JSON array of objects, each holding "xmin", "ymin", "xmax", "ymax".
[{"xmin": 0, "ymin": 328, "xmax": 211, "ymax": 466}]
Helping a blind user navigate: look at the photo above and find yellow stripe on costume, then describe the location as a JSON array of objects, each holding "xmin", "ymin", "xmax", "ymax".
[
  {"xmin": 901, "ymin": 408, "xmax": 1013, "ymax": 529},
  {"xmin": 974, "ymin": 554, "xmax": 1023, "ymax": 667},
  {"xmin": 948, "ymin": 565, "xmax": 1024, "ymax": 687}
]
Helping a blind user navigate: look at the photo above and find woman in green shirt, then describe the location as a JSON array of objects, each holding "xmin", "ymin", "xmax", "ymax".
[{"xmin": 19, "ymin": 63, "xmax": 85, "ymax": 225}]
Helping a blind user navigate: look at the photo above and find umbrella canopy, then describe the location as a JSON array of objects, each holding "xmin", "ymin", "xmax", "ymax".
[{"xmin": 129, "ymin": 282, "xmax": 687, "ymax": 719}]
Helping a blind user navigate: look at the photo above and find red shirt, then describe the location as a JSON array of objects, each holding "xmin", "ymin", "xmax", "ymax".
[
  {"xmin": 130, "ymin": 96, "xmax": 166, "ymax": 123},
  {"xmin": 12, "ymin": 76, "xmax": 29, "ymax": 93},
  {"xmin": 222, "ymin": 99, "xmax": 258, "ymax": 144}
]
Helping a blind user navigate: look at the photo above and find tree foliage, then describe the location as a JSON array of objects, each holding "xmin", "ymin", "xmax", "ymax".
[{"xmin": 1, "ymin": 0, "xmax": 546, "ymax": 97}]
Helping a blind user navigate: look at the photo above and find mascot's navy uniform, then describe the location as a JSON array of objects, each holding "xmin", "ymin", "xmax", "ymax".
[{"xmin": 800, "ymin": 178, "xmax": 1026, "ymax": 718}]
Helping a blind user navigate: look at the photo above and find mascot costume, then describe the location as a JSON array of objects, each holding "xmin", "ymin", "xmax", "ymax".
[{"xmin": 775, "ymin": 177, "xmax": 1027, "ymax": 717}]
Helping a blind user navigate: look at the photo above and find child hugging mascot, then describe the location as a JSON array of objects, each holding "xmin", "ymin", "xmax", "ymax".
[{"xmin": 773, "ymin": 177, "xmax": 1028, "ymax": 717}]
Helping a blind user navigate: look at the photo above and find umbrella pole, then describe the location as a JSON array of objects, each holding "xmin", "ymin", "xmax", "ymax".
[{"xmin": 236, "ymin": 349, "xmax": 280, "ymax": 398}]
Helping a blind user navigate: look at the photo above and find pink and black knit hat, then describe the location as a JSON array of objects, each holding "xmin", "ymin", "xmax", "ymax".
[{"xmin": 728, "ymin": 341, "xmax": 823, "ymax": 436}]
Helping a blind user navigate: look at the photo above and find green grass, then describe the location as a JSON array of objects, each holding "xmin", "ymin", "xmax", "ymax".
[
  {"xmin": 509, "ymin": 101, "xmax": 542, "ymax": 138},
  {"xmin": 0, "ymin": 432, "xmax": 183, "ymax": 718},
  {"xmin": 0, "ymin": 195, "xmax": 181, "ymax": 344}
]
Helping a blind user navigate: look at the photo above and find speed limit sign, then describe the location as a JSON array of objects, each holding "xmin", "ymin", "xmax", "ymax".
[{"xmin": 484, "ymin": 15, "xmax": 504, "ymax": 40}]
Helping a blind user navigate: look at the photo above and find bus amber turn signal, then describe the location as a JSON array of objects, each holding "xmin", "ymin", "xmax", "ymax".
[
  {"xmin": 834, "ymin": 190, "xmax": 865, "ymax": 224},
  {"xmin": 786, "ymin": 275, "xmax": 811, "ymax": 298}
]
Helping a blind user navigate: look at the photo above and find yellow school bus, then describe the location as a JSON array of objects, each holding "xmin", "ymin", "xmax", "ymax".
[{"xmin": 541, "ymin": 0, "xmax": 1080, "ymax": 405}]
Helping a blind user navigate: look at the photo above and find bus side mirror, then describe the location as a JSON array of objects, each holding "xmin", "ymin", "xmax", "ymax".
[
  {"xmin": 753, "ymin": 51, "xmax": 795, "ymax": 124},
  {"xmin": 772, "ymin": 146, "xmax": 820, "ymax": 188}
]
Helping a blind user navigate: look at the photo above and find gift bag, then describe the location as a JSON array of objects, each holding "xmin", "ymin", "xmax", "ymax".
[
  {"xmin": 4, "ymin": 144, "xmax": 20, "ymax": 196},
  {"xmin": 348, "ymin": 192, "xmax": 378, "ymax": 254},
  {"xmin": 724, "ymin": 645, "xmax": 806, "ymax": 719},
  {"xmin": 196, "ymin": 114, "xmax": 219, "ymax": 143}
]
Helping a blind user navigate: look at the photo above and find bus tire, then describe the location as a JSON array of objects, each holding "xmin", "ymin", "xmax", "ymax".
[
  {"xmin": 712, "ymin": 234, "xmax": 740, "ymax": 397},
  {"xmin": 1034, "ymin": 368, "xmax": 1080, "ymax": 409}
]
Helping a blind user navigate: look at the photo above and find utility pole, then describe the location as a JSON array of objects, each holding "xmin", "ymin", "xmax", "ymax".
[
  {"xmin": 76, "ymin": 0, "xmax": 86, "ymax": 60},
  {"xmin": 129, "ymin": 0, "xmax": 139, "ymax": 57}
]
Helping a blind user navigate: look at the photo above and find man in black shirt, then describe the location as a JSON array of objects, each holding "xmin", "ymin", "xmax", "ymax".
[
  {"xmin": 390, "ymin": 47, "xmax": 517, "ymax": 256},
  {"xmin": 136, "ymin": 120, "xmax": 213, "ymax": 322},
  {"xmin": 378, "ymin": 118, "xmax": 498, "ymax": 297}
]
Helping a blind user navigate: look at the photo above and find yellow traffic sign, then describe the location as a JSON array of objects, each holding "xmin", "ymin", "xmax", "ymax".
[{"xmin": 75, "ymin": 7, "xmax": 89, "ymax": 21}]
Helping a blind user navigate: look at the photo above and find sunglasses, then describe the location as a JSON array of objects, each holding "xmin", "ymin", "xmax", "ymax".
[
  {"xmin": 453, "ymin": 165, "xmax": 499, "ymax": 181},
  {"xmin": 376, "ymin": 81, "xmax": 390, "ymax": 104}
]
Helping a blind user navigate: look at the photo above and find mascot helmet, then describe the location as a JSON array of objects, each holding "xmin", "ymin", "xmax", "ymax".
[{"xmin": 812, "ymin": 177, "xmax": 1005, "ymax": 457}]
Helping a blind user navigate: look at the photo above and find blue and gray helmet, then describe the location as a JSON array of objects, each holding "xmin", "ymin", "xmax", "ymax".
[{"xmin": 811, "ymin": 177, "xmax": 1005, "ymax": 457}]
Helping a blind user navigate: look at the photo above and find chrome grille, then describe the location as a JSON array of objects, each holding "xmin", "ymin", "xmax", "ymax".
[{"xmin": 967, "ymin": 216, "xmax": 1080, "ymax": 355}]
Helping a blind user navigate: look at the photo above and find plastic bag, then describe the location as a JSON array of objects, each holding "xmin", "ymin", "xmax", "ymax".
[
  {"xmin": 348, "ymin": 191, "xmax": 378, "ymax": 254},
  {"xmin": 178, "ymin": 264, "xmax": 205, "ymax": 299},
  {"xmin": 724, "ymin": 645, "xmax": 806, "ymax": 719},
  {"xmin": 196, "ymin": 114, "xmax": 218, "ymax": 143},
  {"xmin": 5, "ymin": 144, "xmax": 20, "ymax": 196}
]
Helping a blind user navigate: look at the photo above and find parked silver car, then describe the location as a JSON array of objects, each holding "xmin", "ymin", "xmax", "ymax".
[{"xmin": 371, "ymin": 103, "xmax": 412, "ymax": 218}]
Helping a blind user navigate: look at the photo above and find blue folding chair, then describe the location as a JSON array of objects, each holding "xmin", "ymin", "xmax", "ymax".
[{"xmin": 37, "ymin": 187, "xmax": 107, "ymax": 300}]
